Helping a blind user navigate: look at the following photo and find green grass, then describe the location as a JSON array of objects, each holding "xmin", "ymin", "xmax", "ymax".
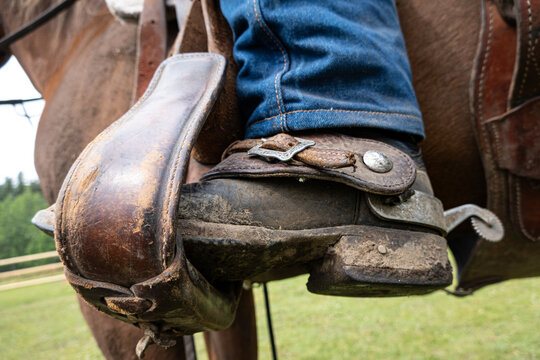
[
  {"xmin": 1, "ymin": 276, "xmax": 538, "ymax": 360},
  {"xmin": 245, "ymin": 276, "xmax": 539, "ymax": 360},
  {"xmin": 0, "ymin": 281, "xmax": 102, "ymax": 360}
]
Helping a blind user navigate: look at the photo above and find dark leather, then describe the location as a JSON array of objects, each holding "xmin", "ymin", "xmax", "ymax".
[
  {"xmin": 203, "ymin": 133, "xmax": 417, "ymax": 195},
  {"xmin": 55, "ymin": 53, "xmax": 240, "ymax": 335},
  {"xmin": 224, "ymin": 134, "xmax": 357, "ymax": 168},
  {"xmin": 489, "ymin": 97, "xmax": 540, "ymax": 180},
  {"xmin": 180, "ymin": 178, "xmax": 359, "ymax": 232},
  {"xmin": 494, "ymin": 0, "xmax": 517, "ymax": 24},
  {"xmin": 457, "ymin": 0, "xmax": 540, "ymax": 292},
  {"xmin": 510, "ymin": 0, "xmax": 540, "ymax": 106}
]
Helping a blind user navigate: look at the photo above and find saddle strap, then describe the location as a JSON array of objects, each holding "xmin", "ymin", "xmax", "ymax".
[
  {"xmin": 461, "ymin": 0, "xmax": 540, "ymax": 292},
  {"xmin": 134, "ymin": 0, "xmax": 167, "ymax": 101},
  {"xmin": 171, "ymin": 0, "xmax": 243, "ymax": 164},
  {"xmin": 131, "ymin": 0, "xmax": 242, "ymax": 163}
]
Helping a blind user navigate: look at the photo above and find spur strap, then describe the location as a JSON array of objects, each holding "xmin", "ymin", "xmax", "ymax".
[
  {"xmin": 203, "ymin": 133, "xmax": 417, "ymax": 195},
  {"xmin": 224, "ymin": 133, "xmax": 356, "ymax": 169}
]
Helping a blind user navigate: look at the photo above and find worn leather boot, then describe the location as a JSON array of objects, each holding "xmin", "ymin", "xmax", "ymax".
[{"xmin": 179, "ymin": 132, "xmax": 453, "ymax": 297}]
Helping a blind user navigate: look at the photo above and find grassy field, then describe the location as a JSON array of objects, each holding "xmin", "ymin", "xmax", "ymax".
[{"xmin": 0, "ymin": 275, "xmax": 538, "ymax": 360}]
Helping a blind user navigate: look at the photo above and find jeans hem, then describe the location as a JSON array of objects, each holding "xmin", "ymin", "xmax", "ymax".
[{"xmin": 245, "ymin": 108, "xmax": 425, "ymax": 139}]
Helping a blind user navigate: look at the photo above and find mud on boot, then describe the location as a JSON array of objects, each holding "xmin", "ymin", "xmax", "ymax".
[{"xmin": 179, "ymin": 132, "xmax": 454, "ymax": 297}]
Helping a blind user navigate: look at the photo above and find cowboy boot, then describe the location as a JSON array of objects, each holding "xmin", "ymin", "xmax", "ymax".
[{"xmin": 179, "ymin": 132, "xmax": 453, "ymax": 297}]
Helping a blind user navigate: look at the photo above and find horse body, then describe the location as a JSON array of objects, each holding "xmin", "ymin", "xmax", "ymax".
[
  {"xmin": 2, "ymin": 0, "xmax": 487, "ymax": 359},
  {"xmin": 2, "ymin": 0, "xmax": 137, "ymax": 203},
  {"xmin": 399, "ymin": 0, "xmax": 486, "ymax": 210}
]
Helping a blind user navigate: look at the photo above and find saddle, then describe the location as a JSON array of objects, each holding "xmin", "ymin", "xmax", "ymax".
[
  {"xmin": 31, "ymin": 0, "xmax": 539, "ymax": 353},
  {"xmin": 450, "ymin": 0, "xmax": 540, "ymax": 293}
]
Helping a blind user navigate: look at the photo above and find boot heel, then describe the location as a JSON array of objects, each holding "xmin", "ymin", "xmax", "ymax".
[{"xmin": 307, "ymin": 226, "xmax": 453, "ymax": 297}]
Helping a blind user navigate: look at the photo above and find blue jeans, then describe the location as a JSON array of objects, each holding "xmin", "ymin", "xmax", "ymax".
[{"xmin": 220, "ymin": 0, "xmax": 424, "ymax": 140}]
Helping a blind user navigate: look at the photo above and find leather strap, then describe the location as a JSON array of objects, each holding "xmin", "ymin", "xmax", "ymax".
[
  {"xmin": 225, "ymin": 134, "xmax": 356, "ymax": 169},
  {"xmin": 202, "ymin": 133, "xmax": 417, "ymax": 195},
  {"xmin": 170, "ymin": 0, "xmax": 243, "ymax": 164},
  {"xmin": 134, "ymin": 0, "xmax": 167, "ymax": 101},
  {"xmin": 0, "ymin": 0, "xmax": 79, "ymax": 52},
  {"xmin": 487, "ymin": 97, "xmax": 540, "ymax": 180}
]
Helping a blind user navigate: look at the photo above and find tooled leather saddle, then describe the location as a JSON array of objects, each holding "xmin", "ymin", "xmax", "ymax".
[{"xmin": 450, "ymin": 0, "xmax": 540, "ymax": 294}]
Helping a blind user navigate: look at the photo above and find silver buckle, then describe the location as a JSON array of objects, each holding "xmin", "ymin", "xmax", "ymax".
[{"xmin": 247, "ymin": 137, "xmax": 316, "ymax": 162}]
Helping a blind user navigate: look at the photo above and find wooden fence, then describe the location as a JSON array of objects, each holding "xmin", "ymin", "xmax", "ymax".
[{"xmin": 0, "ymin": 251, "xmax": 64, "ymax": 292}]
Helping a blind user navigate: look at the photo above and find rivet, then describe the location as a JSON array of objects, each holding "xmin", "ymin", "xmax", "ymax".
[
  {"xmin": 377, "ymin": 245, "xmax": 387, "ymax": 254},
  {"xmin": 363, "ymin": 150, "xmax": 393, "ymax": 173}
]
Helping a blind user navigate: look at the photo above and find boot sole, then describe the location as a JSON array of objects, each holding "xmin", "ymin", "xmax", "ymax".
[{"xmin": 180, "ymin": 220, "xmax": 453, "ymax": 297}]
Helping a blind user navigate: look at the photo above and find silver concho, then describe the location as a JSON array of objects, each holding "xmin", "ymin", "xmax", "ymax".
[{"xmin": 362, "ymin": 150, "xmax": 393, "ymax": 173}]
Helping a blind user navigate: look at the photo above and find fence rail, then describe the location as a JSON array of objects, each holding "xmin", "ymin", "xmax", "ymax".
[
  {"xmin": 0, "ymin": 250, "xmax": 59, "ymax": 266},
  {"xmin": 0, "ymin": 274, "xmax": 65, "ymax": 292},
  {"xmin": 0, "ymin": 251, "xmax": 64, "ymax": 292},
  {"xmin": 0, "ymin": 262, "xmax": 64, "ymax": 280}
]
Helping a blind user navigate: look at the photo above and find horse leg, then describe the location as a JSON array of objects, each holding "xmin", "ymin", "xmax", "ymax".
[
  {"xmin": 78, "ymin": 298, "xmax": 186, "ymax": 360},
  {"xmin": 203, "ymin": 289, "xmax": 258, "ymax": 360},
  {"xmin": 186, "ymin": 158, "xmax": 259, "ymax": 360},
  {"xmin": 78, "ymin": 279, "xmax": 257, "ymax": 360}
]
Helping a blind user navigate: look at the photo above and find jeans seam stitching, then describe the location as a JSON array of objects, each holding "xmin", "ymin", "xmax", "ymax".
[
  {"xmin": 249, "ymin": 108, "xmax": 422, "ymax": 127},
  {"xmin": 252, "ymin": 0, "xmax": 289, "ymax": 131}
]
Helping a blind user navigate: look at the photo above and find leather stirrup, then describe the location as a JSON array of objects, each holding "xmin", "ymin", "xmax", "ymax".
[{"xmin": 55, "ymin": 54, "xmax": 240, "ymax": 340}]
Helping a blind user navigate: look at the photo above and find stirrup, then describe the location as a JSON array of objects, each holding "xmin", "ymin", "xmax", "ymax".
[{"xmin": 44, "ymin": 54, "xmax": 241, "ymax": 342}]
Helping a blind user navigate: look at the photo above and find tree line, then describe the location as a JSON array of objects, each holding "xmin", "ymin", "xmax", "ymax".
[{"xmin": 0, "ymin": 173, "xmax": 55, "ymax": 264}]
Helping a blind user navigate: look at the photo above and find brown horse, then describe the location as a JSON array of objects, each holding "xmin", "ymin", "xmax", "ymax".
[
  {"xmin": 2, "ymin": 1, "xmax": 255, "ymax": 358},
  {"xmin": 1, "ymin": 0, "xmax": 489, "ymax": 358}
]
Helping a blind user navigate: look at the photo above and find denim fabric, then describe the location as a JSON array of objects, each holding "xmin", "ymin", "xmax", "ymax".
[{"xmin": 220, "ymin": 0, "xmax": 425, "ymax": 140}]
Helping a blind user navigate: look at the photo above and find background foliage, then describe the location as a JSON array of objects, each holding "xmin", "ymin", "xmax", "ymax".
[{"xmin": 0, "ymin": 174, "xmax": 54, "ymax": 265}]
